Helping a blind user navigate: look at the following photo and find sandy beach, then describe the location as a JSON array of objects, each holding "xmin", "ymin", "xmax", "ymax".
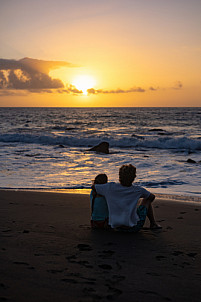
[{"xmin": 0, "ymin": 190, "xmax": 201, "ymax": 302}]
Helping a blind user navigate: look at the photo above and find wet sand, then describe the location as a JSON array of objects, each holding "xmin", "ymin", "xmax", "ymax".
[{"xmin": 0, "ymin": 190, "xmax": 201, "ymax": 302}]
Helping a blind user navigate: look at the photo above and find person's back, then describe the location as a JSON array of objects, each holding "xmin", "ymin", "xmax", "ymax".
[
  {"xmin": 94, "ymin": 181, "xmax": 149, "ymax": 228},
  {"xmin": 93, "ymin": 164, "xmax": 161, "ymax": 231},
  {"xmin": 90, "ymin": 174, "xmax": 109, "ymax": 228}
]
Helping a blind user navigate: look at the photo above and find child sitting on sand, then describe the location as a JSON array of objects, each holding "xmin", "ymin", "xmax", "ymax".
[{"xmin": 90, "ymin": 174, "xmax": 109, "ymax": 229}]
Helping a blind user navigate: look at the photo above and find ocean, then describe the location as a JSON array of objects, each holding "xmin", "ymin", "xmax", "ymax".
[{"xmin": 0, "ymin": 107, "xmax": 201, "ymax": 201}]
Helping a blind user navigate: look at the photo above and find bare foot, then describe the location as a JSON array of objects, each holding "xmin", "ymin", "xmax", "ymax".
[{"xmin": 150, "ymin": 223, "xmax": 162, "ymax": 230}]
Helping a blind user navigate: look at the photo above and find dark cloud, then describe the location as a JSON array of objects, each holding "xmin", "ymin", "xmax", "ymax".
[
  {"xmin": 172, "ymin": 81, "xmax": 183, "ymax": 90},
  {"xmin": 0, "ymin": 57, "xmax": 74, "ymax": 91},
  {"xmin": 87, "ymin": 87, "xmax": 145, "ymax": 95},
  {"xmin": 149, "ymin": 86, "xmax": 158, "ymax": 91},
  {"xmin": 67, "ymin": 85, "xmax": 83, "ymax": 94},
  {"xmin": 0, "ymin": 57, "xmax": 75, "ymax": 74},
  {"xmin": 87, "ymin": 88, "xmax": 102, "ymax": 94},
  {"xmin": 57, "ymin": 85, "xmax": 83, "ymax": 95}
]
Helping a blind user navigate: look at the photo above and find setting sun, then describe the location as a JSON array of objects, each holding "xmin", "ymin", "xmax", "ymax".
[{"xmin": 72, "ymin": 75, "xmax": 96, "ymax": 95}]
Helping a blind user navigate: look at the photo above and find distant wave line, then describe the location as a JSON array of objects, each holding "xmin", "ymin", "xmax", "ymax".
[{"xmin": 1, "ymin": 133, "xmax": 201, "ymax": 151}]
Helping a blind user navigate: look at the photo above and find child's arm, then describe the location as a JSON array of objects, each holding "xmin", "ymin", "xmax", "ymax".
[
  {"xmin": 91, "ymin": 185, "xmax": 105, "ymax": 198},
  {"xmin": 91, "ymin": 184, "xmax": 97, "ymax": 194},
  {"xmin": 144, "ymin": 193, "xmax": 155, "ymax": 202},
  {"xmin": 91, "ymin": 185, "xmax": 98, "ymax": 216}
]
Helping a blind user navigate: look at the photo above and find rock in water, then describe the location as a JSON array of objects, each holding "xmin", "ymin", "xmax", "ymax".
[
  {"xmin": 88, "ymin": 142, "xmax": 109, "ymax": 154},
  {"xmin": 187, "ymin": 158, "xmax": 196, "ymax": 164},
  {"xmin": 148, "ymin": 128, "xmax": 166, "ymax": 132}
]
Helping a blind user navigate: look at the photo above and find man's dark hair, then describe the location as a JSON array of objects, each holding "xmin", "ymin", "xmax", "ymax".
[{"xmin": 119, "ymin": 164, "xmax": 136, "ymax": 187}]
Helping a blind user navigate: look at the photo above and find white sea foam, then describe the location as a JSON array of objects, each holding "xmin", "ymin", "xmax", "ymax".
[{"xmin": 0, "ymin": 133, "xmax": 201, "ymax": 151}]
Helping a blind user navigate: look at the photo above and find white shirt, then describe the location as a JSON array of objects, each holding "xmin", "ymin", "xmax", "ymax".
[{"xmin": 95, "ymin": 182, "xmax": 150, "ymax": 228}]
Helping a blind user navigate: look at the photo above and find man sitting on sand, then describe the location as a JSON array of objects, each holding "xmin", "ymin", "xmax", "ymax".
[{"xmin": 92, "ymin": 164, "xmax": 161, "ymax": 231}]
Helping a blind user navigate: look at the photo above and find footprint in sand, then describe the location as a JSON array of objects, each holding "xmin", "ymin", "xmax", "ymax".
[
  {"xmin": 83, "ymin": 292, "xmax": 103, "ymax": 300},
  {"xmin": 0, "ymin": 296, "xmax": 11, "ymax": 301},
  {"xmin": 182, "ymin": 262, "xmax": 190, "ymax": 266},
  {"xmin": 139, "ymin": 290, "xmax": 171, "ymax": 301},
  {"xmin": 82, "ymin": 288, "xmax": 95, "ymax": 294},
  {"xmin": 0, "ymin": 284, "xmax": 9, "ymax": 291},
  {"xmin": 66, "ymin": 255, "xmax": 77, "ymax": 263},
  {"xmin": 98, "ymin": 250, "xmax": 115, "ymax": 259},
  {"xmin": 47, "ymin": 269, "xmax": 64, "ymax": 274},
  {"xmin": 61, "ymin": 278, "xmax": 78, "ymax": 284},
  {"xmin": 13, "ymin": 261, "xmax": 35, "ymax": 270},
  {"xmin": 102, "ymin": 250, "xmax": 115, "ymax": 255},
  {"xmin": 13, "ymin": 261, "xmax": 29, "ymax": 266},
  {"xmin": 77, "ymin": 260, "xmax": 93, "ymax": 268},
  {"xmin": 23, "ymin": 230, "xmax": 30, "ymax": 233},
  {"xmin": 139, "ymin": 290, "xmax": 159, "ymax": 295},
  {"xmin": 106, "ymin": 285, "xmax": 122, "ymax": 298},
  {"xmin": 186, "ymin": 252, "xmax": 197, "ymax": 258},
  {"xmin": 166, "ymin": 226, "xmax": 173, "ymax": 230},
  {"xmin": 111, "ymin": 275, "xmax": 125, "ymax": 282},
  {"xmin": 155, "ymin": 255, "xmax": 166, "ymax": 261},
  {"xmin": 146, "ymin": 272, "xmax": 160, "ymax": 276},
  {"xmin": 98, "ymin": 264, "xmax": 112, "ymax": 270},
  {"xmin": 104, "ymin": 242, "xmax": 116, "ymax": 247},
  {"xmin": 172, "ymin": 251, "xmax": 183, "ymax": 256},
  {"xmin": 66, "ymin": 255, "xmax": 93, "ymax": 268},
  {"xmin": 77, "ymin": 244, "xmax": 92, "ymax": 251}
]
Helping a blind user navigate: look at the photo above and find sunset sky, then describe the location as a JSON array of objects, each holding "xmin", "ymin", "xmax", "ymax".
[{"xmin": 0, "ymin": 0, "xmax": 201, "ymax": 107}]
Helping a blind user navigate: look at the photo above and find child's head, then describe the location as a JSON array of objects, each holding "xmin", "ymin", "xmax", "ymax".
[
  {"xmin": 119, "ymin": 164, "xmax": 136, "ymax": 187},
  {"xmin": 93, "ymin": 173, "xmax": 108, "ymax": 184}
]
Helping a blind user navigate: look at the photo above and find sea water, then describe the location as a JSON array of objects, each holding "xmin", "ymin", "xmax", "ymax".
[{"xmin": 0, "ymin": 107, "xmax": 201, "ymax": 200}]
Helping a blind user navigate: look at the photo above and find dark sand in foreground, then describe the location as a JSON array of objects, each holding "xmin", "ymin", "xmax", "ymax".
[{"xmin": 0, "ymin": 190, "xmax": 201, "ymax": 302}]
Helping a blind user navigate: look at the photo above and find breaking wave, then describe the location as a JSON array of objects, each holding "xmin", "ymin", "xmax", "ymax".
[{"xmin": 1, "ymin": 133, "xmax": 201, "ymax": 151}]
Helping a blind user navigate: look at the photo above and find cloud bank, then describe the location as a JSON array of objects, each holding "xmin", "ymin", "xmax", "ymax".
[
  {"xmin": 0, "ymin": 57, "xmax": 183, "ymax": 96},
  {"xmin": 0, "ymin": 57, "xmax": 147, "ymax": 96},
  {"xmin": 0, "ymin": 57, "xmax": 74, "ymax": 91},
  {"xmin": 87, "ymin": 87, "xmax": 145, "ymax": 95}
]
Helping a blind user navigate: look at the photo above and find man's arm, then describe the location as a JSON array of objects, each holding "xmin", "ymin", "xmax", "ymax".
[
  {"xmin": 92, "ymin": 183, "xmax": 109, "ymax": 197},
  {"xmin": 145, "ymin": 193, "xmax": 155, "ymax": 203},
  {"xmin": 140, "ymin": 193, "xmax": 155, "ymax": 208}
]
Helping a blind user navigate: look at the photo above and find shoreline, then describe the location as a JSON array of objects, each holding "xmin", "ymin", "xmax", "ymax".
[{"xmin": 1, "ymin": 188, "xmax": 201, "ymax": 203}]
